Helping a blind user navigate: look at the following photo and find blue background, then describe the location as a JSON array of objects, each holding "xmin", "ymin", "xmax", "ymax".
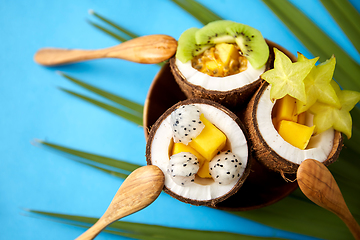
[{"xmin": 1, "ymin": 0, "xmax": 360, "ymax": 239}]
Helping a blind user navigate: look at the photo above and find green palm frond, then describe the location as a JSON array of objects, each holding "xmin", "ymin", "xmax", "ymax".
[
  {"xmin": 38, "ymin": 140, "xmax": 141, "ymax": 178},
  {"xmin": 59, "ymin": 72, "xmax": 143, "ymax": 115},
  {"xmin": 170, "ymin": 0, "xmax": 222, "ymax": 25},
  {"xmin": 319, "ymin": 0, "xmax": 360, "ymax": 52},
  {"xmin": 26, "ymin": 210, "xmax": 286, "ymax": 240},
  {"xmin": 87, "ymin": 10, "xmax": 139, "ymax": 42},
  {"xmin": 58, "ymin": 72, "xmax": 143, "ymax": 126},
  {"xmin": 261, "ymin": 0, "xmax": 360, "ymax": 91},
  {"xmin": 87, "ymin": 20, "xmax": 130, "ymax": 42},
  {"xmin": 89, "ymin": 10, "xmax": 139, "ymax": 39}
]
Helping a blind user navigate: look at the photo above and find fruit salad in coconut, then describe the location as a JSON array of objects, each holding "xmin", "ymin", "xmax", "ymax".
[
  {"xmin": 244, "ymin": 48, "xmax": 360, "ymax": 175},
  {"xmin": 170, "ymin": 20, "xmax": 272, "ymax": 108},
  {"xmin": 146, "ymin": 99, "xmax": 251, "ymax": 206}
]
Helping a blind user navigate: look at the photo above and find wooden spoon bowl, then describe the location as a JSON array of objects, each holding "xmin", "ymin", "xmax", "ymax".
[{"xmin": 297, "ymin": 159, "xmax": 360, "ymax": 239}]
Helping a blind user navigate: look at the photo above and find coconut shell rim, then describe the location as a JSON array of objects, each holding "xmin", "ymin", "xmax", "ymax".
[
  {"xmin": 145, "ymin": 98, "xmax": 252, "ymax": 207},
  {"xmin": 245, "ymin": 81, "xmax": 343, "ymax": 174}
]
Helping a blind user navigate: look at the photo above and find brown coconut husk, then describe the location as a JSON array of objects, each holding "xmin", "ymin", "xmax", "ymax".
[
  {"xmin": 243, "ymin": 81, "xmax": 343, "ymax": 175},
  {"xmin": 169, "ymin": 40, "xmax": 283, "ymax": 110},
  {"xmin": 145, "ymin": 98, "xmax": 252, "ymax": 207}
]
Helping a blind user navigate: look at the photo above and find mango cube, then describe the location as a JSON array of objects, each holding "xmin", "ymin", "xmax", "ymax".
[
  {"xmin": 297, "ymin": 112, "xmax": 307, "ymax": 125},
  {"xmin": 189, "ymin": 114, "xmax": 227, "ymax": 161},
  {"xmin": 197, "ymin": 161, "xmax": 212, "ymax": 178},
  {"xmin": 171, "ymin": 142, "xmax": 206, "ymax": 164},
  {"xmin": 278, "ymin": 120, "xmax": 315, "ymax": 150},
  {"xmin": 272, "ymin": 95, "xmax": 298, "ymax": 123},
  {"xmin": 215, "ymin": 43, "xmax": 239, "ymax": 66}
]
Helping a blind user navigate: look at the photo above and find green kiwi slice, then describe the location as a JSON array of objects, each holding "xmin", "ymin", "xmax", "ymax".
[
  {"xmin": 195, "ymin": 20, "xmax": 237, "ymax": 45},
  {"xmin": 175, "ymin": 27, "xmax": 212, "ymax": 63},
  {"xmin": 226, "ymin": 23, "xmax": 269, "ymax": 69},
  {"xmin": 176, "ymin": 20, "xmax": 269, "ymax": 69}
]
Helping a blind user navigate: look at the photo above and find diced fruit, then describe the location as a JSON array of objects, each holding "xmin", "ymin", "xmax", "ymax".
[
  {"xmin": 197, "ymin": 161, "xmax": 212, "ymax": 178},
  {"xmin": 272, "ymin": 117, "xmax": 280, "ymax": 131},
  {"xmin": 297, "ymin": 112, "xmax": 307, "ymax": 125},
  {"xmin": 272, "ymin": 95, "xmax": 298, "ymax": 123},
  {"xmin": 278, "ymin": 120, "xmax": 315, "ymax": 150},
  {"xmin": 189, "ymin": 114, "xmax": 227, "ymax": 161},
  {"xmin": 171, "ymin": 142, "xmax": 206, "ymax": 165},
  {"xmin": 215, "ymin": 43, "xmax": 239, "ymax": 66},
  {"xmin": 205, "ymin": 60, "xmax": 219, "ymax": 71}
]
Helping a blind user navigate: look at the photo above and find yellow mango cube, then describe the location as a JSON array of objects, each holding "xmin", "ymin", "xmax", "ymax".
[
  {"xmin": 273, "ymin": 95, "xmax": 298, "ymax": 123},
  {"xmin": 197, "ymin": 161, "xmax": 212, "ymax": 178},
  {"xmin": 297, "ymin": 112, "xmax": 307, "ymax": 125},
  {"xmin": 189, "ymin": 114, "xmax": 227, "ymax": 161},
  {"xmin": 215, "ymin": 43, "xmax": 239, "ymax": 66},
  {"xmin": 171, "ymin": 142, "xmax": 206, "ymax": 165},
  {"xmin": 278, "ymin": 120, "xmax": 315, "ymax": 150}
]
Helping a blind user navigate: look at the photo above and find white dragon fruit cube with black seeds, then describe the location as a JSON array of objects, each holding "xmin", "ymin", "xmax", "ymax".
[
  {"xmin": 209, "ymin": 150, "xmax": 245, "ymax": 185},
  {"xmin": 167, "ymin": 152, "xmax": 200, "ymax": 186},
  {"xmin": 170, "ymin": 104, "xmax": 205, "ymax": 145}
]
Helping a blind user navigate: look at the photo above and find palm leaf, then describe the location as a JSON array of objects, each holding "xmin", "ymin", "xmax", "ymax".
[
  {"xmin": 59, "ymin": 72, "xmax": 144, "ymax": 116},
  {"xmin": 261, "ymin": 0, "xmax": 360, "ymax": 91},
  {"xmin": 26, "ymin": 210, "xmax": 285, "ymax": 240},
  {"xmin": 60, "ymin": 87, "xmax": 143, "ymax": 125},
  {"xmin": 319, "ymin": 0, "xmax": 360, "ymax": 52},
  {"xmin": 87, "ymin": 20, "xmax": 129, "ymax": 42},
  {"xmin": 39, "ymin": 140, "xmax": 141, "ymax": 175},
  {"xmin": 89, "ymin": 10, "xmax": 138, "ymax": 39},
  {"xmin": 170, "ymin": 0, "xmax": 222, "ymax": 25}
]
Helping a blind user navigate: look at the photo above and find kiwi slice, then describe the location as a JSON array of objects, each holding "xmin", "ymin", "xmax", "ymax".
[
  {"xmin": 175, "ymin": 27, "xmax": 212, "ymax": 63},
  {"xmin": 195, "ymin": 20, "xmax": 236, "ymax": 45},
  {"xmin": 176, "ymin": 20, "xmax": 269, "ymax": 69},
  {"xmin": 226, "ymin": 23, "xmax": 269, "ymax": 69}
]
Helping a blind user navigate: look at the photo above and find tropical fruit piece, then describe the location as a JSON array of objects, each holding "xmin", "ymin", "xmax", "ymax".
[
  {"xmin": 188, "ymin": 114, "xmax": 227, "ymax": 161},
  {"xmin": 278, "ymin": 120, "xmax": 315, "ymax": 150}
]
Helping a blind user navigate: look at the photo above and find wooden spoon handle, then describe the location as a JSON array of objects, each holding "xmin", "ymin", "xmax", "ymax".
[
  {"xmin": 34, "ymin": 48, "xmax": 107, "ymax": 66},
  {"xmin": 76, "ymin": 165, "xmax": 164, "ymax": 240},
  {"xmin": 297, "ymin": 159, "xmax": 360, "ymax": 239},
  {"xmin": 75, "ymin": 219, "xmax": 109, "ymax": 240},
  {"xmin": 34, "ymin": 34, "xmax": 177, "ymax": 66}
]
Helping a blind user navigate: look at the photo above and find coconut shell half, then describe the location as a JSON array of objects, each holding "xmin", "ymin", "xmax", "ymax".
[
  {"xmin": 244, "ymin": 82, "xmax": 343, "ymax": 175},
  {"xmin": 146, "ymin": 98, "xmax": 251, "ymax": 207},
  {"xmin": 169, "ymin": 40, "xmax": 287, "ymax": 109}
]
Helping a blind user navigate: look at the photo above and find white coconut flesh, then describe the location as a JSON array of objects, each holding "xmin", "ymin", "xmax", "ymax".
[
  {"xmin": 175, "ymin": 58, "xmax": 266, "ymax": 92},
  {"xmin": 150, "ymin": 103, "xmax": 248, "ymax": 201},
  {"xmin": 257, "ymin": 85, "xmax": 335, "ymax": 165}
]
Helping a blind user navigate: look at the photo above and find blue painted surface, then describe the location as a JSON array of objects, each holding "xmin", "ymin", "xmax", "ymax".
[{"xmin": 1, "ymin": 0, "xmax": 358, "ymax": 239}]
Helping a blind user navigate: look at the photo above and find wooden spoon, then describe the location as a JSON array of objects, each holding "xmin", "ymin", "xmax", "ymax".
[
  {"xmin": 297, "ymin": 159, "xmax": 360, "ymax": 239},
  {"xmin": 34, "ymin": 34, "xmax": 177, "ymax": 66},
  {"xmin": 76, "ymin": 165, "xmax": 164, "ymax": 240}
]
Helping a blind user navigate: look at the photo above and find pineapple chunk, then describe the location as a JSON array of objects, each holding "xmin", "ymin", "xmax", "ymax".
[
  {"xmin": 215, "ymin": 43, "xmax": 239, "ymax": 66},
  {"xmin": 189, "ymin": 114, "xmax": 227, "ymax": 161},
  {"xmin": 278, "ymin": 120, "xmax": 315, "ymax": 150},
  {"xmin": 171, "ymin": 142, "xmax": 206, "ymax": 165},
  {"xmin": 205, "ymin": 60, "xmax": 219, "ymax": 71},
  {"xmin": 273, "ymin": 95, "xmax": 298, "ymax": 123},
  {"xmin": 197, "ymin": 161, "xmax": 212, "ymax": 178}
]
